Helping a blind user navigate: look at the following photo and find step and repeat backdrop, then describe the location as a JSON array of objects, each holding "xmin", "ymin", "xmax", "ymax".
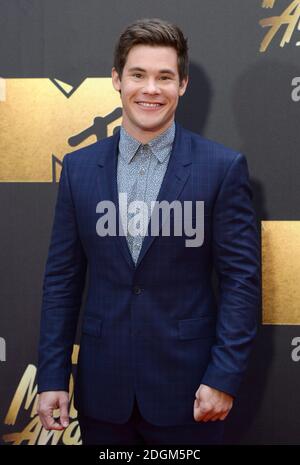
[{"xmin": 1, "ymin": 0, "xmax": 300, "ymax": 445}]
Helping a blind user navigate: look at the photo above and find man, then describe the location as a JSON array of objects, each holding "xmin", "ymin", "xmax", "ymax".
[{"xmin": 37, "ymin": 18, "xmax": 260, "ymax": 445}]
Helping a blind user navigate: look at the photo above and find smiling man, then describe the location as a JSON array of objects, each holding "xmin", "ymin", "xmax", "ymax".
[
  {"xmin": 111, "ymin": 43, "xmax": 186, "ymax": 142},
  {"xmin": 37, "ymin": 18, "xmax": 260, "ymax": 445}
]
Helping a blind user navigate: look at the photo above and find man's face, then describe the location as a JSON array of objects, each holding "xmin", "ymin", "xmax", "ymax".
[{"xmin": 112, "ymin": 44, "xmax": 188, "ymax": 141}]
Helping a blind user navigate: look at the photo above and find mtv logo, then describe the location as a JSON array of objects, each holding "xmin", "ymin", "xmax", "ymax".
[{"xmin": 0, "ymin": 78, "xmax": 122, "ymax": 182}]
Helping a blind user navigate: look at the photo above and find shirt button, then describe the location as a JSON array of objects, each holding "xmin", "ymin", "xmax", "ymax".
[
  {"xmin": 139, "ymin": 167, "xmax": 146, "ymax": 175},
  {"xmin": 133, "ymin": 286, "xmax": 142, "ymax": 295}
]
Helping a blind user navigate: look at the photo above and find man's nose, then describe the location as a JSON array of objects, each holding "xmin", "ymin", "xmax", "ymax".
[{"xmin": 142, "ymin": 79, "xmax": 161, "ymax": 94}]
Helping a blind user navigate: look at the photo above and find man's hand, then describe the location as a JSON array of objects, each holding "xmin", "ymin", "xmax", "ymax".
[
  {"xmin": 37, "ymin": 391, "xmax": 69, "ymax": 430},
  {"xmin": 193, "ymin": 384, "xmax": 233, "ymax": 422}
]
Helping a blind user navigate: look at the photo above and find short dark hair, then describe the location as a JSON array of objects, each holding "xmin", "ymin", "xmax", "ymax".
[{"xmin": 113, "ymin": 18, "xmax": 189, "ymax": 84}]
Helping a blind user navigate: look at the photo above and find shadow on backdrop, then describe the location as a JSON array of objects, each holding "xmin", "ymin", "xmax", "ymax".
[
  {"xmin": 176, "ymin": 61, "xmax": 212, "ymax": 136},
  {"xmin": 225, "ymin": 60, "xmax": 300, "ymax": 444}
]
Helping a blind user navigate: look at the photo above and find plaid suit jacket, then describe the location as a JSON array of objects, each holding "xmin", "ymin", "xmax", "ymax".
[{"xmin": 37, "ymin": 122, "xmax": 260, "ymax": 426}]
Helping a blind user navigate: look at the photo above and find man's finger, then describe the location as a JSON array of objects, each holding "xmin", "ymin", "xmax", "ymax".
[
  {"xmin": 194, "ymin": 399, "xmax": 213, "ymax": 422},
  {"xmin": 59, "ymin": 399, "xmax": 69, "ymax": 428},
  {"xmin": 200, "ymin": 409, "xmax": 216, "ymax": 422},
  {"xmin": 210, "ymin": 412, "xmax": 222, "ymax": 422},
  {"xmin": 219, "ymin": 411, "xmax": 229, "ymax": 421},
  {"xmin": 193, "ymin": 398, "xmax": 204, "ymax": 421},
  {"xmin": 44, "ymin": 414, "xmax": 65, "ymax": 430},
  {"xmin": 39, "ymin": 410, "xmax": 64, "ymax": 430},
  {"xmin": 208, "ymin": 408, "xmax": 230, "ymax": 422},
  {"xmin": 37, "ymin": 406, "xmax": 53, "ymax": 430},
  {"xmin": 38, "ymin": 415, "xmax": 48, "ymax": 430}
]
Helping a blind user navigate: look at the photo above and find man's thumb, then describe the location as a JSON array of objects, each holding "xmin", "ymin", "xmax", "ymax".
[{"xmin": 59, "ymin": 398, "xmax": 69, "ymax": 428}]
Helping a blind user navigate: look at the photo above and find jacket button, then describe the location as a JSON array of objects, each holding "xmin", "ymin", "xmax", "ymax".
[{"xmin": 133, "ymin": 286, "xmax": 142, "ymax": 295}]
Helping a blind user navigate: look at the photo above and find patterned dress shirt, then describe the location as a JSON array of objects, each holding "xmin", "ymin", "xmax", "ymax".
[{"xmin": 117, "ymin": 121, "xmax": 176, "ymax": 265}]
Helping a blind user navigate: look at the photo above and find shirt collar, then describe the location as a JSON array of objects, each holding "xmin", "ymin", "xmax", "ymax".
[{"xmin": 118, "ymin": 121, "xmax": 176, "ymax": 164}]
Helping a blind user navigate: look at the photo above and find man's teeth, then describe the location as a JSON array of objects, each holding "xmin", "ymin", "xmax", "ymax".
[{"xmin": 138, "ymin": 102, "xmax": 162, "ymax": 107}]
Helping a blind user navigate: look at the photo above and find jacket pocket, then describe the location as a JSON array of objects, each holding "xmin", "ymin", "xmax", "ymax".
[
  {"xmin": 82, "ymin": 315, "xmax": 102, "ymax": 338},
  {"xmin": 178, "ymin": 317, "xmax": 215, "ymax": 340}
]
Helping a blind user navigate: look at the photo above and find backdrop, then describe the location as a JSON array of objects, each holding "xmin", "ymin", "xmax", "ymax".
[{"xmin": 1, "ymin": 0, "xmax": 300, "ymax": 445}]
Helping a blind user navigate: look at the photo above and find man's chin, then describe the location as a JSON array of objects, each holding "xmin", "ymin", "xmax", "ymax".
[{"xmin": 133, "ymin": 118, "xmax": 170, "ymax": 133}]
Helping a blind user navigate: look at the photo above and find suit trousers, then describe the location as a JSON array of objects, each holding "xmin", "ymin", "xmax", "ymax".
[{"xmin": 77, "ymin": 396, "xmax": 225, "ymax": 445}]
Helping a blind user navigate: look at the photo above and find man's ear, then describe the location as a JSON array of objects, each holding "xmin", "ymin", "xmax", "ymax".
[
  {"xmin": 111, "ymin": 67, "xmax": 121, "ymax": 93},
  {"xmin": 179, "ymin": 75, "xmax": 189, "ymax": 97}
]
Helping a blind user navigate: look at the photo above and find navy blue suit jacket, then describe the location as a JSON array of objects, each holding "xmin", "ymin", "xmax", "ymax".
[{"xmin": 37, "ymin": 122, "xmax": 260, "ymax": 426}]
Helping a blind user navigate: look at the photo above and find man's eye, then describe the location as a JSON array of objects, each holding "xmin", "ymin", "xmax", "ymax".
[
  {"xmin": 160, "ymin": 76, "xmax": 171, "ymax": 80},
  {"xmin": 133, "ymin": 73, "xmax": 142, "ymax": 78}
]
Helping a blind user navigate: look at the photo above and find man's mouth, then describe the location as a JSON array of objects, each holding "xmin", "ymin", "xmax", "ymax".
[{"xmin": 135, "ymin": 101, "xmax": 165, "ymax": 110}]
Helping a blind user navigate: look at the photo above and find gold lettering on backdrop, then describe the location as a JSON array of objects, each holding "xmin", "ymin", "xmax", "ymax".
[
  {"xmin": 260, "ymin": 0, "xmax": 300, "ymax": 52},
  {"xmin": 262, "ymin": 0, "xmax": 277, "ymax": 8},
  {"xmin": 2, "ymin": 345, "xmax": 81, "ymax": 445},
  {"xmin": 4, "ymin": 365, "xmax": 38, "ymax": 425}
]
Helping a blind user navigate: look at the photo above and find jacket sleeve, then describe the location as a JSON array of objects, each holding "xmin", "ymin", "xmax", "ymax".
[
  {"xmin": 37, "ymin": 154, "xmax": 87, "ymax": 393},
  {"xmin": 201, "ymin": 153, "xmax": 261, "ymax": 397}
]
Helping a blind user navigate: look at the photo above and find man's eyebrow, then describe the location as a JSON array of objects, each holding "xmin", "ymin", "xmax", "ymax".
[{"xmin": 127, "ymin": 67, "xmax": 176, "ymax": 76}]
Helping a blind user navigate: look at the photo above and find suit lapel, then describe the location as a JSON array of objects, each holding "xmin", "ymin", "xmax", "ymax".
[
  {"xmin": 96, "ymin": 130, "xmax": 136, "ymax": 269},
  {"xmin": 135, "ymin": 122, "xmax": 192, "ymax": 269}
]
